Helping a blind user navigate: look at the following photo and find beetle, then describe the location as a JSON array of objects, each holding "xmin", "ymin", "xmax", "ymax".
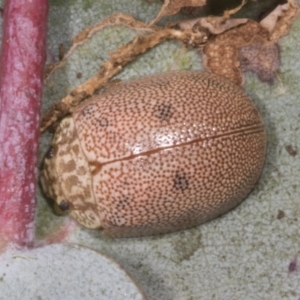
[{"xmin": 40, "ymin": 70, "xmax": 267, "ymax": 237}]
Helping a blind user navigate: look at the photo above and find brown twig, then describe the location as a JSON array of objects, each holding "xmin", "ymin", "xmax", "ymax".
[{"xmin": 0, "ymin": 0, "xmax": 48, "ymax": 249}]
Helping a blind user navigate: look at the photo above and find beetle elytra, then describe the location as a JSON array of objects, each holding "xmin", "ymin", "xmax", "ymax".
[{"xmin": 41, "ymin": 71, "xmax": 267, "ymax": 237}]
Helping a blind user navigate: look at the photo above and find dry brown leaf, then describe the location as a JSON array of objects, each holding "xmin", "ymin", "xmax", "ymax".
[
  {"xmin": 203, "ymin": 21, "xmax": 279, "ymax": 85},
  {"xmin": 222, "ymin": 0, "xmax": 247, "ymax": 18},
  {"xmin": 199, "ymin": 17, "xmax": 248, "ymax": 34},
  {"xmin": 260, "ymin": 3, "xmax": 290, "ymax": 34},
  {"xmin": 178, "ymin": 16, "xmax": 248, "ymax": 34},
  {"xmin": 200, "ymin": 17, "xmax": 248, "ymax": 34},
  {"xmin": 150, "ymin": 0, "xmax": 206, "ymax": 25},
  {"xmin": 203, "ymin": 0, "xmax": 299, "ymax": 85},
  {"xmin": 169, "ymin": 0, "xmax": 248, "ymax": 35},
  {"xmin": 204, "ymin": 42, "xmax": 242, "ymax": 84},
  {"xmin": 261, "ymin": 0, "xmax": 299, "ymax": 41},
  {"xmin": 239, "ymin": 36, "xmax": 279, "ymax": 84}
]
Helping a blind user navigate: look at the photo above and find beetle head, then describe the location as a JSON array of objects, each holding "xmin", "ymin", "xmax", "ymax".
[{"xmin": 40, "ymin": 116, "xmax": 101, "ymax": 229}]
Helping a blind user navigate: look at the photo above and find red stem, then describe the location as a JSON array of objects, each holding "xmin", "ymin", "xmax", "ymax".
[{"xmin": 0, "ymin": 0, "xmax": 48, "ymax": 248}]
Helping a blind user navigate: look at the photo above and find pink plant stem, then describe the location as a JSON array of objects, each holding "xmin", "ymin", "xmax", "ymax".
[{"xmin": 0, "ymin": 0, "xmax": 48, "ymax": 248}]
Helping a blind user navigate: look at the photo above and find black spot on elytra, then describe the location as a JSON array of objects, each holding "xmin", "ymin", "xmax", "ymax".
[
  {"xmin": 154, "ymin": 103, "xmax": 174, "ymax": 121},
  {"xmin": 173, "ymin": 171, "xmax": 189, "ymax": 191},
  {"xmin": 116, "ymin": 197, "xmax": 131, "ymax": 210},
  {"xmin": 81, "ymin": 105, "xmax": 95, "ymax": 117},
  {"xmin": 97, "ymin": 117, "xmax": 109, "ymax": 127}
]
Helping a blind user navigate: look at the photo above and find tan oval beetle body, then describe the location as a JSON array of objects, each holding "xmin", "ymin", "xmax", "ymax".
[{"xmin": 41, "ymin": 71, "xmax": 267, "ymax": 237}]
